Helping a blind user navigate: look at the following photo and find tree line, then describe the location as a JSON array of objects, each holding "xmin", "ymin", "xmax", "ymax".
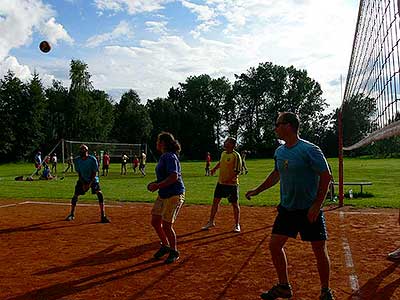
[{"xmin": 1, "ymin": 59, "xmax": 396, "ymax": 163}]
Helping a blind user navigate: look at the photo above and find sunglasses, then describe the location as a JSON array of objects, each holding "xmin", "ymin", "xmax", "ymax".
[{"xmin": 275, "ymin": 121, "xmax": 289, "ymax": 127}]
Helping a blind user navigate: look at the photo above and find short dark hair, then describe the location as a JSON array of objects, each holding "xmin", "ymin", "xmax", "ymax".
[
  {"xmin": 226, "ymin": 137, "xmax": 237, "ymax": 147},
  {"xmin": 278, "ymin": 112, "xmax": 300, "ymax": 132}
]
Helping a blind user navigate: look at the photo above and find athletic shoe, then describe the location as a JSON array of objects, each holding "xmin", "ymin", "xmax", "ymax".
[
  {"xmin": 233, "ymin": 223, "xmax": 241, "ymax": 233},
  {"xmin": 387, "ymin": 248, "xmax": 400, "ymax": 261},
  {"xmin": 320, "ymin": 288, "xmax": 335, "ymax": 300},
  {"xmin": 260, "ymin": 283, "xmax": 293, "ymax": 299},
  {"xmin": 165, "ymin": 249, "xmax": 180, "ymax": 264},
  {"xmin": 65, "ymin": 214, "xmax": 75, "ymax": 221},
  {"xmin": 101, "ymin": 215, "xmax": 110, "ymax": 223},
  {"xmin": 154, "ymin": 244, "xmax": 171, "ymax": 259},
  {"xmin": 201, "ymin": 221, "xmax": 216, "ymax": 230}
]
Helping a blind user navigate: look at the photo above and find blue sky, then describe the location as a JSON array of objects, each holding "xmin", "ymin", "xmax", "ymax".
[{"xmin": 0, "ymin": 0, "xmax": 359, "ymax": 109}]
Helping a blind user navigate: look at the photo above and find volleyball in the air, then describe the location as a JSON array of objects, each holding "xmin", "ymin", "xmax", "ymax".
[{"xmin": 39, "ymin": 41, "xmax": 51, "ymax": 53}]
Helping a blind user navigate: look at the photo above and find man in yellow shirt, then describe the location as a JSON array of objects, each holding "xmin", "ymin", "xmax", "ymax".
[{"xmin": 202, "ymin": 137, "xmax": 242, "ymax": 232}]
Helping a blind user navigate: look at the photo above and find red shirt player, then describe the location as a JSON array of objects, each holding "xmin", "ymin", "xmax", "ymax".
[{"xmin": 205, "ymin": 152, "xmax": 211, "ymax": 176}]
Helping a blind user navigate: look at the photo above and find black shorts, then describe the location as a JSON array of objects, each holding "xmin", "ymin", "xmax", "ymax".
[
  {"xmin": 272, "ymin": 205, "xmax": 328, "ymax": 241},
  {"xmin": 102, "ymin": 165, "xmax": 109, "ymax": 170},
  {"xmin": 74, "ymin": 180, "xmax": 101, "ymax": 196},
  {"xmin": 214, "ymin": 183, "xmax": 239, "ymax": 203}
]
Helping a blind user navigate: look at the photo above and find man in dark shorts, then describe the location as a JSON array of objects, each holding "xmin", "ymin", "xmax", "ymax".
[
  {"xmin": 202, "ymin": 137, "xmax": 242, "ymax": 233},
  {"xmin": 65, "ymin": 144, "xmax": 110, "ymax": 223},
  {"xmin": 246, "ymin": 112, "xmax": 334, "ymax": 300}
]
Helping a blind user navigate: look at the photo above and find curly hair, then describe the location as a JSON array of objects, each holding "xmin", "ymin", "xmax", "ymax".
[{"xmin": 157, "ymin": 132, "xmax": 181, "ymax": 154}]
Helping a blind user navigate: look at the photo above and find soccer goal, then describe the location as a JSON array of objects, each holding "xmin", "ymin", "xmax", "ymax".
[{"xmin": 62, "ymin": 139, "xmax": 147, "ymax": 165}]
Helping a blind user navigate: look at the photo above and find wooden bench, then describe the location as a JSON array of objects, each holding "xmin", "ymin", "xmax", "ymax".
[{"xmin": 333, "ymin": 182, "xmax": 372, "ymax": 194}]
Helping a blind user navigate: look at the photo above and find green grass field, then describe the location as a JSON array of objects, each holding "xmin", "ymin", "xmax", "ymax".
[{"xmin": 0, "ymin": 158, "xmax": 399, "ymax": 208}]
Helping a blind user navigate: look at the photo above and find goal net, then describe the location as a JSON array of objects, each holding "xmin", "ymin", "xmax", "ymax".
[
  {"xmin": 62, "ymin": 139, "xmax": 147, "ymax": 165},
  {"xmin": 342, "ymin": 0, "xmax": 400, "ymax": 150}
]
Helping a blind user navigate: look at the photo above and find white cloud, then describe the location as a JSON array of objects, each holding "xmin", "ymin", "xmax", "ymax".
[
  {"xmin": 181, "ymin": 0, "xmax": 215, "ymax": 21},
  {"xmin": 183, "ymin": 0, "xmax": 357, "ymax": 108},
  {"xmin": 87, "ymin": 35, "xmax": 255, "ymax": 102},
  {"xmin": 88, "ymin": 0, "xmax": 356, "ymax": 110},
  {"xmin": 86, "ymin": 20, "xmax": 134, "ymax": 48},
  {"xmin": 0, "ymin": 56, "xmax": 32, "ymax": 80},
  {"xmin": 40, "ymin": 17, "xmax": 74, "ymax": 45},
  {"xmin": 145, "ymin": 21, "xmax": 169, "ymax": 35},
  {"xmin": 94, "ymin": 0, "xmax": 172, "ymax": 15}
]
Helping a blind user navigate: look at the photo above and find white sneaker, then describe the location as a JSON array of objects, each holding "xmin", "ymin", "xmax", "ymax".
[
  {"xmin": 201, "ymin": 221, "xmax": 215, "ymax": 230},
  {"xmin": 233, "ymin": 224, "xmax": 241, "ymax": 233},
  {"xmin": 388, "ymin": 248, "xmax": 400, "ymax": 260}
]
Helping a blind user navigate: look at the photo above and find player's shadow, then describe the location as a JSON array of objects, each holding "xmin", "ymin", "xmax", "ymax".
[
  {"xmin": 348, "ymin": 261, "xmax": 400, "ymax": 299},
  {"xmin": 11, "ymin": 258, "xmax": 166, "ymax": 300},
  {"xmin": 34, "ymin": 242, "xmax": 160, "ymax": 275},
  {"xmin": 34, "ymin": 226, "xmax": 270, "ymax": 276},
  {"xmin": 0, "ymin": 220, "xmax": 84, "ymax": 234},
  {"xmin": 34, "ymin": 229, "xmax": 223, "ymax": 276},
  {"xmin": 182, "ymin": 225, "xmax": 272, "ymax": 247}
]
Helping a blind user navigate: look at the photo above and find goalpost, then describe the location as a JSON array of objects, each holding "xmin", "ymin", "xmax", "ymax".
[{"xmin": 61, "ymin": 139, "xmax": 147, "ymax": 168}]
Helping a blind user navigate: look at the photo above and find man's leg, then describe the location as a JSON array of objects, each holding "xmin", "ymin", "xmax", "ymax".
[
  {"xmin": 232, "ymin": 202, "xmax": 240, "ymax": 226},
  {"xmin": 209, "ymin": 197, "xmax": 221, "ymax": 223},
  {"xmin": 96, "ymin": 191, "xmax": 109, "ymax": 223},
  {"xmin": 202, "ymin": 197, "xmax": 221, "ymax": 229},
  {"xmin": 66, "ymin": 194, "xmax": 78, "ymax": 220},
  {"xmin": 311, "ymin": 240, "xmax": 331, "ymax": 289},
  {"xmin": 269, "ymin": 234, "xmax": 290, "ymax": 284}
]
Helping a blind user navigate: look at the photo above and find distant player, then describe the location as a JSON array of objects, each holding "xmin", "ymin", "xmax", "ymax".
[
  {"xmin": 65, "ymin": 144, "xmax": 110, "ymax": 223},
  {"xmin": 34, "ymin": 150, "xmax": 42, "ymax": 175},
  {"xmin": 132, "ymin": 154, "xmax": 139, "ymax": 173},
  {"xmin": 240, "ymin": 150, "xmax": 249, "ymax": 175},
  {"xmin": 139, "ymin": 152, "xmax": 147, "ymax": 176},
  {"xmin": 121, "ymin": 153, "xmax": 129, "ymax": 175},
  {"xmin": 202, "ymin": 137, "xmax": 242, "ymax": 233},
  {"xmin": 205, "ymin": 152, "xmax": 211, "ymax": 176},
  {"xmin": 51, "ymin": 153, "xmax": 57, "ymax": 174},
  {"xmin": 102, "ymin": 151, "xmax": 110, "ymax": 176},
  {"xmin": 148, "ymin": 132, "xmax": 185, "ymax": 264}
]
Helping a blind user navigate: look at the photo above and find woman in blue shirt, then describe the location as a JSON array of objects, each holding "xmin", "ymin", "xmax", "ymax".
[{"xmin": 147, "ymin": 132, "xmax": 185, "ymax": 264}]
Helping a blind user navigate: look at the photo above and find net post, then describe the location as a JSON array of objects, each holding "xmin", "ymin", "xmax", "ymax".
[{"xmin": 338, "ymin": 109, "xmax": 344, "ymax": 207}]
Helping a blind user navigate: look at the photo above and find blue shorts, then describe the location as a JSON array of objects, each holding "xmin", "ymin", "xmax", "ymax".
[
  {"xmin": 272, "ymin": 205, "xmax": 328, "ymax": 241},
  {"xmin": 74, "ymin": 180, "xmax": 101, "ymax": 196},
  {"xmin": 214, "ymin": 183, "xmax": 239, "ymax": 203}
]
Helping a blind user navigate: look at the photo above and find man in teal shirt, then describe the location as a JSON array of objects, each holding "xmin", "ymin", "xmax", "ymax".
[
  {"xmin": 65, "ymin": 144, "xmax": 110, "ymax": 223},
  {"xmin": 246, "ymin": 112, "xmax": 334, "ymax": 300}
]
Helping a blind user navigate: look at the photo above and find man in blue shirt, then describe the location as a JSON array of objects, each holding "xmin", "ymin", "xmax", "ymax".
[
  {"xmin": 246, "ymin": 112, "xmax": 334, "ymax": 300},
  {"xmin": 65, "ymin": 144, "xmax": 110, "ymax": 223}
]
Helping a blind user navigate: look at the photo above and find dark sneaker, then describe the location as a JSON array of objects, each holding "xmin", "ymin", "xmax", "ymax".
[
  {"xmin": 260, "ymin": 283, "xmax": 293, "ymax": 299},
  {"xmin": 153, "ymin": 244, "xmax": 170, "ymax": 259},
  {"xmin": 387, "ymin": 248, "xmax": 400, "ymax": 261},
  {"xmin": 101, "ymin": 215, "xmax": 110, "ymax": 223},
  {"xmin": 65, "ymin": 214, "xmax": 75, "ymax": 221},
  {"xmin": 165, "ymin": 249, "xmax": 180, "ymax": 264},
  {"xmin": 320, "ymin": 288, "xmax": 335, "ymax": 300}
]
